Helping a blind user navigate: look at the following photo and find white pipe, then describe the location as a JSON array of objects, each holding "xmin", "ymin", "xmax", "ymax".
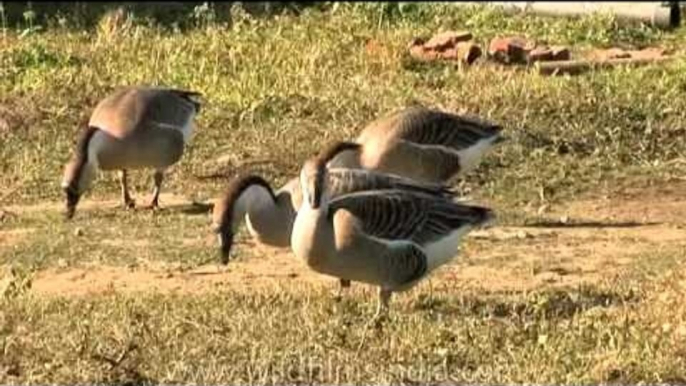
[{"xmin": 452, "ymin": 2, "xmax": 680, "ymax": 29}]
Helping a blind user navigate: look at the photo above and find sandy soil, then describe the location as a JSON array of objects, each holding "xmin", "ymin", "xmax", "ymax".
[{"xmin": 2, "ymin": 183, "xmax": 685, "ymax": 298}]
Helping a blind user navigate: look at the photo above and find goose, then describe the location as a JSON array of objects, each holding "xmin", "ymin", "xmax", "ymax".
[
  {"xmin": 61, "ymin": 86, "xmax": 202, "ymax": 219},
  {"xmin": 290, "ymin": 142, "xmax": 494, "ymax": 315},
  {"xmin": 329, "ymin": 105, "xmax": 505, "ymax": 183},
  {"xmin": 212, "ymin": 106, "xmax": 503, "ymax": 291}
]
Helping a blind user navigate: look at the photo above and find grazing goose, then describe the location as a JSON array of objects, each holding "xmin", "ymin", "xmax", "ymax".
[
  {"xmin": 290, "ymin": 143, "xmax": 494, "ymax": 315},
  {"xmin": 61, "ymin": 86, "xmax": 202, "ymax": 219},
  {"xmin": 329, "ymin": 105, "xmax": 505, "ymax": 183}
]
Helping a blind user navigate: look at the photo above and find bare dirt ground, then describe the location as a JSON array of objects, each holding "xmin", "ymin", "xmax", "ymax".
[{"xmin": 3, "ymin": 182, "xmax": 686, "ymax": 298}]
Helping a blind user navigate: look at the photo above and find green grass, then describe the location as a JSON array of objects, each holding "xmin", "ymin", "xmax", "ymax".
[
  {"xmin": 2, "ymin": 3, "xmax": 685, "ymax": 208},
  {"xmin": 1, "ymin": 2, "xmax": 686, "ymax": 384}
]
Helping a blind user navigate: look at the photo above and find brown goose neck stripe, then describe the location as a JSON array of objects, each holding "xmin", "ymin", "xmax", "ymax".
[
  {"xmin": 218, "ymin": 174, "xmax": 276, "ymax": 229},
  {"xmin": 68, "ymin": 125, "xmax": 99, "ymax": 192},
  {"xmin": 311, "ymin": 141, "xmax": 362, "ymax": 208}
]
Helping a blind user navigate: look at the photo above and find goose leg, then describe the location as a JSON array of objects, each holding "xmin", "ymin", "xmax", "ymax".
[
  {"xmin": 333, "ymin": 278, "xmax": 351, "ymax": 301},
  {"xmin": 356, "ymin": 288, "xmax": 392, "ymax": 353},
  {"xmin": 119, "ymin": 170, "xmax": 135, "ymax": 209},
  {"xmin": 149, "ymin": 170, "xmax": 164, "ymax": 209},
  {"xmin": 372, "ymin": 288, "xmax": 392, "ymax": 324}
]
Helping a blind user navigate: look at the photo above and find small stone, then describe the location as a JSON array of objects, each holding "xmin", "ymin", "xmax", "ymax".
[
  {"xmin": 516, "ymin": 230, "xmax": 532, "ymax": 239},
  {"xmin": 424, "ymin": 30, "xmax": 473, "ymax": 51},
  {"xmin": 74, "ymin": 228, "xmax": 84, "ymax": 236},
  {"xmin": 560, "ymin": 215, "xmax": 570, "ymax": 224}
]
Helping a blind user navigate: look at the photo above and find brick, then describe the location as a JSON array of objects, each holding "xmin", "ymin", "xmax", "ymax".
[
  {"xmin": 589, "ymin": 48, "xmax": 631, "ymax": 60},
  {"xmin": 628, "ymin": 47, "xmax": 667, "ymax": 60},
  {"xmin": 407, "ymin": 36, "xmax": 426, "ymax": 49},
  {"xmin": 424, "ymin": 31, "xmax": 473, "ymax": 51},
  {"xmin": 488, "ymin": 36, "xmax": 533, "ymax": 64}
]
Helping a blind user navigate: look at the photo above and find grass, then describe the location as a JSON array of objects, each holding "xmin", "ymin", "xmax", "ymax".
[
  {"xmin": 1, "ymin": 262, "xmax": 685, "ymax": 384},
  {"xmin": 1, "ymin": 2, "xmax": 686, "ymax": 384}
]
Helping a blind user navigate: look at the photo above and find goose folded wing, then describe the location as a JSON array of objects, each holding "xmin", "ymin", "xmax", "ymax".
[
  {"xmin": 144, "ymin": 94, "xmax": 199, "ymax": 131},
  {"xmin": 398, "ymin": 109, "xmax": 502, "ymax": 150},
  {"xmin": 328, "ymin": 190, "xmax": 493, "ymax": 245},
  {"xmin": 325, "ymin": 168, "xmax": 456, "ymax": 201},
  {"xmin": 393, "ymin": 140, "xmax": 463, "ymax": 181}
]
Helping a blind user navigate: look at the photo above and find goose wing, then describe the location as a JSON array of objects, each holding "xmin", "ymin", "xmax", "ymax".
[
  {"xmin": 394, "ymin": 107, "xmax": 503, "ymax": 151},
  {"xmin": 324, "ymin": 168, "xmax": 455, "ymax": 201},
  {"xmin": 276, "ymin": 177, "xmax": 302, "ymax": 211},
  {"xmin": 143, "ymin": 88, "xmax": 202, "ymax": 129},
  {"xmin": 90, "ymin": 87, "xmax": 202, "ymax": 137},
  {"xmin": 328, "ymin": 189, "xmax": 493, "ymax": 245}
]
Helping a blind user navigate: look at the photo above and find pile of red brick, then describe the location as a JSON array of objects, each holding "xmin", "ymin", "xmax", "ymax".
[
  {"xmin": 487, "ymin": 36, "xmax": 570, "ymax": 64},
  {"xmin": 409, "ymin": 31, "xmax": 572, "ymax": 66},
  {"xmin": 408, "ymin": 30, "xmax": 667, "ymax": 68}
]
